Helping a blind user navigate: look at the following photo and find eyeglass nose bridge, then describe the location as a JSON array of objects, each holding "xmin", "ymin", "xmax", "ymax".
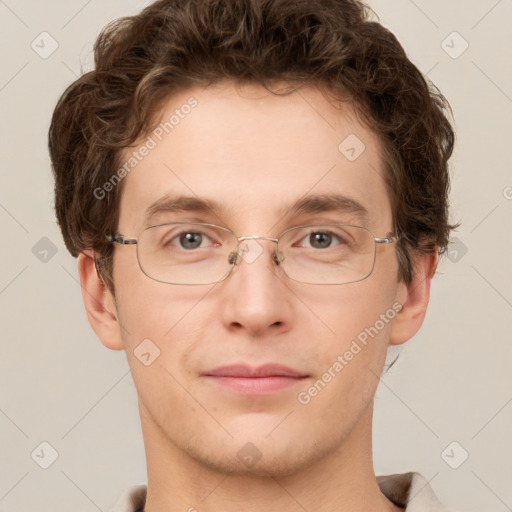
[
  {"xmin": 237, "ymin": 235, "xmax": 279, "ymax": 243},
  {"xmin": 228, "ymin": 234, "xmax": 284, "ymax": 266}
]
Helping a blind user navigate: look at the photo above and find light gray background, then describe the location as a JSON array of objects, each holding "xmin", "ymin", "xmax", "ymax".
[{"xmin": 1, "ymin": 0, "xmax": 511, "ymax": 511}]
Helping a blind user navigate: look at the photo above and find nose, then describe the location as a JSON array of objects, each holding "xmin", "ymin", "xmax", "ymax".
[{"xmin": 220, "ymin": 237, "xmax": 293, "ymax": 337}]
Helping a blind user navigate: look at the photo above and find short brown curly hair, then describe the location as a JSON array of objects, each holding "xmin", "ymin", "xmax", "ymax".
[{"xmin": 49, "ymin": 0, "xmax": 456, "ymax": 295}]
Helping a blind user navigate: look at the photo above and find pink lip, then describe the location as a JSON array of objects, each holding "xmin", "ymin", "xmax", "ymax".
[{"xmin": 202, "ymin": 364, "xmax": 309, "ymax": 394}]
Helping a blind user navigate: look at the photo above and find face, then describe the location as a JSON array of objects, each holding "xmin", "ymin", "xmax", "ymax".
[{"xmin": 109, "ymin": 81, "xmax": 405, "ymax": 477}]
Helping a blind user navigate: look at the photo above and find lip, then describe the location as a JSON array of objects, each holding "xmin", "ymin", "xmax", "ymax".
[
  {"xmin": 202, "ymin": 364, "xmax": 309, "ymax": 395},
  {"xmin": 203, "ymin": 364, "xmax": 307, "ymax": 378}
]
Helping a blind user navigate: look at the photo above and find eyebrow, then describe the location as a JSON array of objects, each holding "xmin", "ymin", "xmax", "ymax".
[
  {"xmin": 144, "ymin": 193, "xmax": 370, "ymax": 226},
  {"xmin": 289, "ymin": 194, "xmax": 369, "ymax": 222}
]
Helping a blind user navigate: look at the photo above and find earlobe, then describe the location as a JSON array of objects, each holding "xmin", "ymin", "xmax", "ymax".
[
  {"xmin": 389, "ymin": 250, "xmax": 438, "ymax": 346},
  {"xmin": 77, "ymin": 250, "xmax": 124, "ymax": 351}
]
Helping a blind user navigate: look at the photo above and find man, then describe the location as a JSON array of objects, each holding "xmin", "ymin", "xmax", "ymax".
[{"xmin": 49, "ymin": 0, "xmax": 460, "ymax": 510}]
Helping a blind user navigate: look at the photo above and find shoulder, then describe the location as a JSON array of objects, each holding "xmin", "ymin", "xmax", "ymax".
[
  {"xmin": 111, "ymin": 475, "xmax": 465, "ymax": 512},
  {"xmin": 109, "ymin": 484, "xmax": 147, "ymax": 512},
  {"xmin": 377, "ymin": 471, "xmax": 463, "ymax": 511}
]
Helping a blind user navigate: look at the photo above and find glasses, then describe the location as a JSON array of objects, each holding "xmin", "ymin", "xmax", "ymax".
[{"xmin": 107, "ymin": 222, "xmax": 399, "ymax": 285}]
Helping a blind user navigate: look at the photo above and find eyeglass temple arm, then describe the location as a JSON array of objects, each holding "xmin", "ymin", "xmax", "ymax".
[
  {"xmin": 106, "ymin": 234, "xmax": 138, "ymax": 245},
  {"xmin": 375, "ymin": 234, "xmax": 399, "ymax": 244}
]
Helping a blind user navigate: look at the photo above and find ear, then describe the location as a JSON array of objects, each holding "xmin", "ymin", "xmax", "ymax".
[
  {"xmin": 389, "ymin": 250, "xmax": 438, "ymax": 346},
  {"xmin": 77, "ymin": 250, "xmax": 124, "ymax": 351}
]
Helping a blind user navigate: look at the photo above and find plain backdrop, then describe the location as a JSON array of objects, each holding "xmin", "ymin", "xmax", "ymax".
[{"xmin": 0, "ymin": 1, "xmax": 511, "ymax": 511}]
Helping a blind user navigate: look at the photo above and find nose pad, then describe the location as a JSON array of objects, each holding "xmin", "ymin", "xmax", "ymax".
[
  {"xmin": 273, "ymin": 250, "xmax": 284, "ymax": 265},
  {"xmin": 228, "ymin": 251, "xmax": 238, "ymax": 265},
  {"xmin": 227, "ymin": 243, "xmax": 284, "ymax": 266}
]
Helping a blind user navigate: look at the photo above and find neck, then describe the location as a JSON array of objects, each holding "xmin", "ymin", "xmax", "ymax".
[{"xmin": 139, "ymin": 402, "xmax": 402, "ymax": 512}]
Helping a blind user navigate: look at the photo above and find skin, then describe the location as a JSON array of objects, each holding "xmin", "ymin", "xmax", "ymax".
[{"xmin": 78, "ymin": 81, "xmax": 436, "ymax": 512}]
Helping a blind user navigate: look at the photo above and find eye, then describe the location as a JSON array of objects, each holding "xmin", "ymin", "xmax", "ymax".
[
  {"xmin": 295, "ymin": 230, "xmax": 346, "ymax": 250},
  {"xmin": 165, "ymin": 230, "xmax": 220, "ymax": 250}
]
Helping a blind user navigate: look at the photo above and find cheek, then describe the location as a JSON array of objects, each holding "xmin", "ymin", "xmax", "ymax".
[
  {"xmin": 294, "ymin": 273, "xmax": 398, "ymax": 342},
  {"xmin": 111, "ymin": 255, "xmax": 216, "ymax": 413},
  {"xmin": 113, "ymin": 247, "xmax": 211, "ymax": 338},
  {"xmin": 113, "ymin": 278, "xmax": 214, "ymax": 421},
  {"xmin": 291, "ymin": 274, "xmax": 400, "ymax": 408},
  {"xmin": 294, "ymin": 284, "xmax": 397, "ymax": 423}
]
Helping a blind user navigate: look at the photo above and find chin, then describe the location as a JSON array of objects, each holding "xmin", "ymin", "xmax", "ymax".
[{"xmin": 182, "ymin": 431, "xmax": 332, "ymax": 479}]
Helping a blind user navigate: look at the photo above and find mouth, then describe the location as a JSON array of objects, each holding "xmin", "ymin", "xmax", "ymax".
[{"xmin": 202, "ymin": 364, "xmax": 310, "ymax": 395}]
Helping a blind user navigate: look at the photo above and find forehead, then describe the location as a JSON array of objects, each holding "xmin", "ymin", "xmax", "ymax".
[{"xmin": 117, "ymin": 81, "xmax": 393, "ymax": 234}]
